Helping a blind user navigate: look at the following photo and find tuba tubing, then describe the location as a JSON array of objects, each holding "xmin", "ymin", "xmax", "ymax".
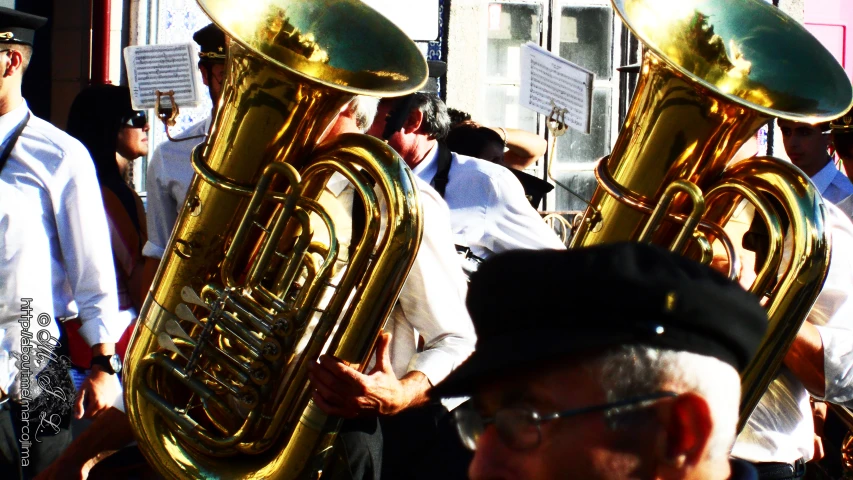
[
  {"xmin": 123, "ymin": 1, "xmax": 427, "ymax": 478},
  {"xmin": 575, "ymin": 0, "xmax": 853, "ymax": 428}
]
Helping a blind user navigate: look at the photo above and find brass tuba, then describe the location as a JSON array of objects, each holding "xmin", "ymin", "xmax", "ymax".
[
  {"xmin": 123, "ymin": 1, "xmax": 427, "ymax": 478},
  {"xmin": 572, "ymin": 0, "xmax": 853, "ymax": 428}
]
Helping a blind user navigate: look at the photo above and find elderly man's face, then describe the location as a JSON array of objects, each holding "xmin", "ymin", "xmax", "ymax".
[{"xmin": 467, "ymin": 361, "xmax": 658, "ymax": 480}]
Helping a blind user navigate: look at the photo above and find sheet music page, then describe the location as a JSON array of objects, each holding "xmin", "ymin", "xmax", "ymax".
[
  {"xmin": 519, "ymin": 42, "xmax": 594, "ymax": 134},
  {"xmin": 123, "ymin": 43, "xmax": 201, "ymax": 110}
]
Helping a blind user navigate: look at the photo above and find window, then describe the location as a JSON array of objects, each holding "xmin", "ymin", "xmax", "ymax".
[
  {"xmin": 480, "ymin": 0, "xmax": 624, "ymax": 212},
  {"xmin": 483, "ymin": 2, "xmax": 543, "ymax": 132}
]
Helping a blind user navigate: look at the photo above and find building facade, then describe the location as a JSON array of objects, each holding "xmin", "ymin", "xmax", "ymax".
[{"xmin": 12, "ymin": 0, "xmax": 853, "ymax": 211}]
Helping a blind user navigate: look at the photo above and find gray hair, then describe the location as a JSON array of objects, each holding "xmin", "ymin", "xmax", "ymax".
[
  {"xmin": 588, "ymin": 346, "xmax": 740, "ymax": 462},
  {"xmin": 410, "ymin": 92, "xmax": 451, "ymax": 140},
  {"xmin": 346, "ymin": 96, "xmax": 380, "ymax": 133}
]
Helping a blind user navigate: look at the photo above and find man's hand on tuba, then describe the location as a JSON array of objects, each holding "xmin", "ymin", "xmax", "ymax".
[{"xmin": 308, "ymin": 332, "xmax": 431, "ymax": 418}]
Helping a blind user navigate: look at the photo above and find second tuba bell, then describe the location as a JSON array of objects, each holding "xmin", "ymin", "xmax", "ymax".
[{"xmin": 572, "ymin": 0, "xmax": 853, "ymax": 428}]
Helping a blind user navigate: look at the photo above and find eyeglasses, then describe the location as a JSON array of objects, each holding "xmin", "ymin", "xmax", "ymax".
[
  {"xmin": 122, "ymin": 110, "xmax": 147, "ymax": 128},
  {"xmin": 453, "ymin": 391, "xmax": 678, "ymax": 452}
]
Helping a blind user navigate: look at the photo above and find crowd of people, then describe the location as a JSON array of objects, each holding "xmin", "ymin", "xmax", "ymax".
[{"xmin": 1, "ymin": 5, "xmax": 853, "ymax": 480}]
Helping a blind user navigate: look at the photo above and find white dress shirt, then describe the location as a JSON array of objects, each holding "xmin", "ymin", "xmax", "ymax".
[
  {"xmin": 837, "ymin": 194, "xmax": 853, "ymax": 220},
  {"xmin": 142, "ymin": 117, "xmax": 210, "ymax": 259},
  {"xmin": 412, "ymin": 145, "xmax": 565, "ymax": 259},
  {"xmin": 732, "ymin": 202, "xmax": 853, "ymax": 463},
  {"xmin": 0, "ymin": 101, "xmax": 124, "ymax": 393},
  {"xmin": 311, "ymin": 173, "xmax": 476, "ymax": 409},
  {"xmin": 810, "ymin": 160, "xmax": 853, "ymax": 204},
  {"xmin": 0, "ymin": 184, "xmax": 54, "ymax": 398}
]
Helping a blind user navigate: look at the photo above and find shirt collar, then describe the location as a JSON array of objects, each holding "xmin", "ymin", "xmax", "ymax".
[
  {"xmin": 0, "ymin": 100, "xmax": 29, "ymax": 146},
  {"xmin": 412, "ymin": 142, "xmax": 440, "ymax": 183},
  {"xmin": 811, "ymin": 159, "xmax": 839, "ymax": 195}
]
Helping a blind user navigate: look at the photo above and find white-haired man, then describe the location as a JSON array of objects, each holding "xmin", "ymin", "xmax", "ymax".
[
  {"xmin": 432, "ymin": 243, "xmax": 767, "ymax": 480},
  {"xmin": 308, "ymin": 96, "xmax": 476, "ymax": 479}
]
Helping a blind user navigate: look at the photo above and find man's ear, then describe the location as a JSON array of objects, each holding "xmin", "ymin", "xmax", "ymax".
[
  {"xmin": 4, "ymin": 50, "xmax": 23, "ymax": 78},
  {"xmin": 657, "ymin": 393, "xmax": 713, "ymax": 469},
  {"xmin": 403, "ymin": 108, "xmax": 424, "ymax": 134},
  {"xmin": 199, "ymin": 64, "xmax": 211, "ymax": 87}
]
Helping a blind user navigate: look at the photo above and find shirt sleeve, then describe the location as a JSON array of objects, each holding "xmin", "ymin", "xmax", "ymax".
[
  {"xmin": 484, "ymin": 168, "xmax": 566, "ymax": 254},
  {"xmin": 808, "ymin": 204, "xmax": 853, "ymax": 406},
  {"xmin": 142, "ymin": 144, "xmax": 176, "ymax": 260},
  {"xmin": 52, "ymin": 143, "xmax": 126, "ymax": 346},
  {"xmin": 397, "ymin": 186, "xmax": 476, "ymax": 386}
]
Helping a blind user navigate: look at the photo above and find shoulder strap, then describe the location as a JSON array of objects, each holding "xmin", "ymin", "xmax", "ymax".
[
  {"xmin": 0, "ymin": 112, "xmax": 30, "ymax": 175},
  {"xmin": 431, "ymin": 142, "xmax": 453, "ymax": 199}
]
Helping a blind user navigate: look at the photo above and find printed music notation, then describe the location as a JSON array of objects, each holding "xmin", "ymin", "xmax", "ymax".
[
  {"xmin": 124, "ymin": 43, "xmax": 202, "ymax": 110},
  {"xmin": 519, "ymin": 42, "xmax": 594, "ymax": 134}
]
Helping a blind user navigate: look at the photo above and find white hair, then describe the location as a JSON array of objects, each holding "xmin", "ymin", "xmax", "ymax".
[
  {"xmin": 588, "ymin": 346, "xmax": 741, "ymax": 462},
  {"xmin": 345, "ymin": 96, "xmax": 380, "ymax": 133}
]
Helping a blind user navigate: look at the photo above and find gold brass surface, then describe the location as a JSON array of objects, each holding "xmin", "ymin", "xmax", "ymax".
[
  {"xmin": 196, "ymin": 0, "xmax": 426, "ymax": 96},
  {"xmin": 575, "ymin": 0, "xmax": 852, "ymax": 250},
  {"xmin": 573, "ymin": 0, "xmax": 850, "ymax": 429},
  {"xmin": 710, "ymin": 158, "xmax": 829, "ymax": 429},
  {"xmin": 123, "ymin": 1, "xmax": 427, "ymax": 478}
]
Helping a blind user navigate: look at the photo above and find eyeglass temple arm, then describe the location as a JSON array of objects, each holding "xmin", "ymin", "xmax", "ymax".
[{"xmin": 540, "ymin": 391, "xmax": 679, "ymax": 422}]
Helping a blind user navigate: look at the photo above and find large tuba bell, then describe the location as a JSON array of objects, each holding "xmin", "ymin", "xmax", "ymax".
[
  {"xmin": 123, "ymin": 1, "xmax": 427, "ymax": 478},
  {"xmin": 572, "ymin": 0, "xmax": 853, "ymax": 428}
]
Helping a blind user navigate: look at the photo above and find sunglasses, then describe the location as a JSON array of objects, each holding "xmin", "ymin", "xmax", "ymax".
[{"xmin": 122, "ymin": 110, "xmax": 148, "ymax": 128}]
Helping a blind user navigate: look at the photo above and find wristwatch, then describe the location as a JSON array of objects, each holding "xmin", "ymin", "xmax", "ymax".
[{"xmin": 91, "ymin": 354, "xmax": 122, "ymax": 375}]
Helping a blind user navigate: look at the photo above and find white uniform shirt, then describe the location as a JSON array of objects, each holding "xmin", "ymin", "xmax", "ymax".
[
  {"xmin": 732, "ymin": 202, "xmax": 853, "ymax": 463},
  {"xmin": 811, "ymin": 160, "xmax": 853, "ymax": 204},
  {"xmin": 0, "ymin": 184, "xmax": 54, "ymax": 398},
  {"xmin": 312, "ymin": 173, "xmax": 475, "ymax": 409},
  {"xmin": 412, "ymin": 145, "xmax": 565, "ymax": 259},
  {"xmin": 837, "ymin": 194, "xmax": 853, "ymax": 220},
  {"xmin": 142, "ymin": 117, "xmax": 210, "ymax": 259},
  {"xmin": 0, "ymin": 101, "xmax": 124, "ymax": 393}
]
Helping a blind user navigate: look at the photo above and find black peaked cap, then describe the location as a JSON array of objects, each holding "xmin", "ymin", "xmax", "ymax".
[
  {"xmin": 193, "ymin": 23, "xmax": 226, "ymax": 62},
  {"xmin": 0, "ymin": 7, "xmax": 47, "ymax": 46},
  {"xmin": 433, "ymin": 242, "xmax": 768, "ymax": 398}
]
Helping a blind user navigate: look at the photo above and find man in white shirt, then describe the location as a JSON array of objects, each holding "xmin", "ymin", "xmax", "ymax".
[
  {"xmin": 366, "ymin": 93, "xmax": 565, "ymax": 263},
  {"xmin": 308, "ymin": 96, "xmax": 476, "ymax": 479},
  {"xmin": 0, "ymin": 8, "xmax": 125, "ymax": 477},
  {"xmin": 778, "ymin": 119, "xmax": 853, "ymax": 204},
  {"xmin": 141, "ymin": 24, "xmax": 225, "ymax": 277},
  {"xmin": 731, "ymin": 202, "xmax": 853, "ymax": 479}
]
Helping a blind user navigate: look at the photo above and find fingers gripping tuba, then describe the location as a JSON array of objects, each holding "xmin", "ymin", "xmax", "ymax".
[
  {"xmin": 573, "ymin": 0, "xmax": 853, "ymax": 428},
  {"xmin": 123, "ymin": 1, "xmax": 427, "ymax": 478}
]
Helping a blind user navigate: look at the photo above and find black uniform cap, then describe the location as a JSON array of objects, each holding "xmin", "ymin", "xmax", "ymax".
[
  {"xmin": 432, "ymin": 242, "xmax": 768, "ymax": 399},
  {"xmin": 193, "ymin": 23, "xmax": 226, "ymax": 63},
  {"xmin": 0, "ymin": 7, "xmax": 47, "ymax": 47}
]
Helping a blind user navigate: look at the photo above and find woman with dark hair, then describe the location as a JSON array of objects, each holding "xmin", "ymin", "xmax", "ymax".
[
  {"xmin": 446, "ymin": 121, "xmax": 554, "ymax": 209},
  {"xmin": 63, "ymin": 84, "xmax": 149, "ymax": 367}
]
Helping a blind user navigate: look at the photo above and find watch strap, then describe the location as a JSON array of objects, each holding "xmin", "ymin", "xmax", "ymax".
[{"xmin": 91, "ymin": 354, "xmax": 118, "ymax": 374}]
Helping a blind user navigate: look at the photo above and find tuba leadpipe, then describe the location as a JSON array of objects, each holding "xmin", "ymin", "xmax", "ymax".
[
  {"xmin": 123, "ymin": 1, "xmax": 427, "ymax": 478},
  {"xmin": 574, "ymin": 0, "xmax": 852, "ymax": 429}
]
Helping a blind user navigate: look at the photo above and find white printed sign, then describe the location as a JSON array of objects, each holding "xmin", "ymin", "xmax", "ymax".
[
  {"xmin": 519, "ymin": 42, "xmax": 594, "ymax": 134},
  {"xmin": 362, "ymin": 0, "xmax": 440, "ymax": 41},
  {"xmin": 123, "ymin": 43, "xmax": 202, "ymax": 110}
]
